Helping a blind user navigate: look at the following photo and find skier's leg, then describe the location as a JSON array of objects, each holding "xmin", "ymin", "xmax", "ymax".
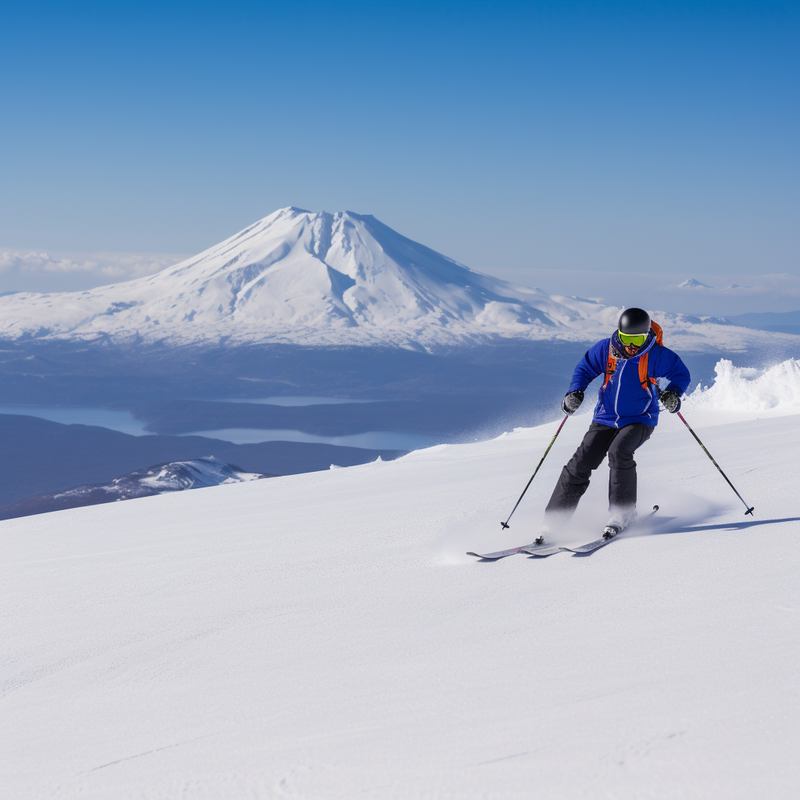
[
  {"xmin": 607, "ymin": 423, "xmax": 653, "ymax": 513},
  {"xmin": 545, "ymin": 422, "xmax": 616, "ymax": 515}
]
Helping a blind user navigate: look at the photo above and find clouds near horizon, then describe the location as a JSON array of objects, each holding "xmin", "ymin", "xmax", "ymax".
[{"xmin": 0, "ymin": 250, "xmax": 186, "ymax": 293}]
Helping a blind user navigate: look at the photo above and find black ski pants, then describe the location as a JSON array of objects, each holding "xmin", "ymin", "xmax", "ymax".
[{"xmin": 545, "ymin": 421, "xmax": 653, "ymax": 514}]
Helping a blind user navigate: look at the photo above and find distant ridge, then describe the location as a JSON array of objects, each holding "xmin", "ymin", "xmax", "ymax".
[
  {"xmin": 724, "ymin": 310, "xmax": 800, "ymax": 337},
  {"xmin": 0, "ymin": 457, "xmax": 267, "ymax": 521},
  {"xmin": 0, "ymin": 415, "xmax": 408, "ymax": 511}
]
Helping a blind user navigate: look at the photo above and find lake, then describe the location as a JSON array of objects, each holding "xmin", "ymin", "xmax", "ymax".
[
  {"xmin": 183, "ymin": 427, "xmax": 441, "ymax": 450},
  {"xmin": 0, "ymin": 399, "xmax": 441, "ymax": 451},
  {"xmin": 0, "ymin": 406, "xmax": 150, "ymax": 436}
]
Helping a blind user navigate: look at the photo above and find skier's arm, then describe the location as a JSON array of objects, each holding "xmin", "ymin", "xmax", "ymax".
[
  {"xmin": 657, "ymin": 347, "xmax": 691, "ymax": 396},
  {"xmin": 568, "ymin": 341, "xmax": 608, "ymax": 393}
]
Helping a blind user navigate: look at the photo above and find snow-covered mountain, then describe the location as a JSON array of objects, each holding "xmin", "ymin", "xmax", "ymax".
[
  {"xmin": 0, "ymin": 207, "xmax": 790, "ymax": 352},
  {"xmin": 0, "ymin": 456, "xmax": 266, "ymax": 521},
  {"xmin": 3, "ymin": 360, "xmax": 799, "ymax": 798},
  {"xmin": 678, "ymin": 278, "xmax": 713, "ymax": 289}
]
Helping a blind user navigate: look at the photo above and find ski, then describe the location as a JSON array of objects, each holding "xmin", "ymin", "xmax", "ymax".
[
  {"xmin": 468, "ymin": 505, "xmax": 661, "ymax": 560},
  {"xmin": 521, "ymin": 544, "xmax": 563, "ymax": 557},
  {"xmin": 558, "ymin": 505, "xmax": 660, "ymax": 555},
  {"xmin": 558, "ymin": 537, "xmax": 616, "ymax": 555},
  {"xmin": 467, "ymin": 540, "xmax": 554, "ymax": 560}
]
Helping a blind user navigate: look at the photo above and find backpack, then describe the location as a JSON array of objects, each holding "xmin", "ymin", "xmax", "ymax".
[{"xmin": 602, "ymin": 321, "xmax": 663, "ymax": 392}]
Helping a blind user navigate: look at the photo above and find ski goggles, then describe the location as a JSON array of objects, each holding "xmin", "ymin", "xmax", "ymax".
[{"xmin": 618, "ymin": 331, "xmax": 648, "ymax": 346}]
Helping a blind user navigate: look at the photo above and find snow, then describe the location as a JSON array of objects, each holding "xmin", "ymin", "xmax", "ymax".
[
  {"xmin": 0, "ymin": 207, "xmax": 795, "ymax": 353},
  {"xmin": 685, "ymin": 358, "xmax": 800, "ymax": 423},
  {"xmin": 2, "ymin": 367, "xmax": 799, "ymax": 798},
  {"xmin": 134, "ymin": 457, "xmax": 263, "ymax": 491}
]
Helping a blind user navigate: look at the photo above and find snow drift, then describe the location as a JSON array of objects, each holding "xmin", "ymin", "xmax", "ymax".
[
  {"xmin": 686, "ymin": 358, "xmax": 800, "ymax": 417},
  {"xmin": 0, "ymin": 208, "xmax": 793, "ymax": 352}
]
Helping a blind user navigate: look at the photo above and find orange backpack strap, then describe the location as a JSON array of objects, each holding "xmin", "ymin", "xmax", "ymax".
[
  {"xmin": 638, "ymin": 321, "xmax": 663, "ymax": 390},
  {"xmin": 651, "ymin": 320, "xmax": 663, "ymax": 345},
  {"xmin": 603, "ymin": 344, "xmax": 617, "ymax": 389},
  {"xmin": 638, "ymin": 353, "xmax": 654, "ymax": 391}
]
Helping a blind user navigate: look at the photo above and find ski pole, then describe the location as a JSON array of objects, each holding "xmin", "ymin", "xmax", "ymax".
[
  {"xmin": 501, "ymin": 414, "xmax": 569, "ymax": 529},
  {"xmin": 676, "ymin": 411, "xmax": 755, "ymax": 516}
]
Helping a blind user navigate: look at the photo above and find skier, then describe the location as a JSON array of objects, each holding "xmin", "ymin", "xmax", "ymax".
[{"xmin": 537, "ymin": 307, "xmax": 690, "ymax": 542}]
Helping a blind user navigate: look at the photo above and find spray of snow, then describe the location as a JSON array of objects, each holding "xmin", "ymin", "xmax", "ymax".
[{"xmin": 686, "ymin": 358, "xmax": 800, "ymax": 416}]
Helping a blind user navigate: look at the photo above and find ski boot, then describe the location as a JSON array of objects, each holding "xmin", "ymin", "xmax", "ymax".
[
  {"xmin": 603, "ymin": 507, "xmax": 637, "ymax": 539},
  {"xmin": 533, "ymin": 520, "xmax": 552, "ymax": 546}
]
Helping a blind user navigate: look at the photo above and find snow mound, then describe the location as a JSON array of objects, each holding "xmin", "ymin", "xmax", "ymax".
[{"xmin": 686, "ymin": 358, "xmax": 800, "ymax": 415}]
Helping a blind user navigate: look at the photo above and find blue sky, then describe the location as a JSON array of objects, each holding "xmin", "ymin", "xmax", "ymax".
[{"xmin": 1, "ymin": 0, "xmax": 798, "ymax": 283}]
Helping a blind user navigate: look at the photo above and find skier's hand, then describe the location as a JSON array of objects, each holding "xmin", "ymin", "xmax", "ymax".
[
  {"xmin": 561, "ymin": 390, "xmax": 584, "ymax": 415},
  {"xmin": 659, "ymin": 389, "xmax": 681, "ymax": 414}
]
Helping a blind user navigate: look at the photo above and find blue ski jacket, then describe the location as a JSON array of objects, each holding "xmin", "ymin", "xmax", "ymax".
[{"xmin": 568, "ymin": 331, "xmax": 691, "ymax": 428}]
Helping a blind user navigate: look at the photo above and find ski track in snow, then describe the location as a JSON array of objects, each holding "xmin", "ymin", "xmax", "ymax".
[{"xmin": 2, "ymin": 405, "xmax": 800, "ymax": 798}]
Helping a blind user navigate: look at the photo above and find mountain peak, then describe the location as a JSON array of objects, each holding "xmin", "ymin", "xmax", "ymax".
[
  {"xmin": 1, "ymin": 210, "xmax": 783, "ymax": 353},
  {"xmin": 678, "ymin": 278, "xmax": 713, "ymax": 289},
  {"xmin": 0, "ymin": 208, "xmax": 604, "ymax": 348}
]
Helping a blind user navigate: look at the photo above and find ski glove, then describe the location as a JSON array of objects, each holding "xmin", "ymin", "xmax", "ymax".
[
  {"xmin": 659, "ymin": 390, "xmax": 681, "ymax": 414},
  {"xmin": 561, "ymin": 390, "xmax": 584, "ymax": 415}
]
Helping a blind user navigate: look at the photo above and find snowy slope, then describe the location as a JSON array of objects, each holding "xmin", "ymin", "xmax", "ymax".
[
  {"xmin": 2, "ymin": 362, "xmax": 799, "ymax": 798},
  {"xmin": 0, "ymin": 207, "xmax": 792, "ymax": 352}
]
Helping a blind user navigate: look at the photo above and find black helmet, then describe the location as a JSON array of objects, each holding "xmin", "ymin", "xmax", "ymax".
[{"xmin": 618, "ymin": 307, "xmax": 651, "ymax": 335}]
